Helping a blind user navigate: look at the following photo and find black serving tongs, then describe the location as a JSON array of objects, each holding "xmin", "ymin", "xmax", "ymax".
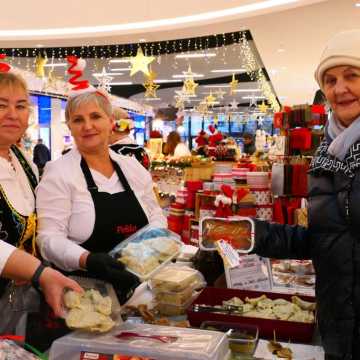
[{"xmin": 192, "ymin": 303, "xmax": 243, "ymax": 315}]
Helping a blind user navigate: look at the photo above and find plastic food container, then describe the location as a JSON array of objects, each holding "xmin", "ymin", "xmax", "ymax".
[
  {"xmin": 150, "ymin": 264, "xmax": 206, "ymax": 293},
  {"xmin": 201, "ymin": 321, "xmax": 259, "ymax": 355},
  {"xmin": 154, "ymin": 287, "xmax": 193, "ymax": 306},
  {"xmin": 157, "ymin": 294, "xmax": 196, "ymax": 316},
  {"xmin": 200, "ymin": 217, "xmax": 255, "ymax": 253},
  {"xmin": 109, "ymin": 226, "xmax": 182, "ymax": 281},
  {"xmin": 49, "ymin": 322, "xmax": 230, "ymax": 360}
]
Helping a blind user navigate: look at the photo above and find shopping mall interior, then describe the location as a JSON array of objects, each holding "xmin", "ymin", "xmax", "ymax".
[{"xmin": 2, "ymin": 1, "xmax": 360, "ymax": 359}]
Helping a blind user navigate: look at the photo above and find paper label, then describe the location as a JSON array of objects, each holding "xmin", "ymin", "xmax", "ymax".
[
  {"xmin": 225, "ymin": 254, "xmax": 272, "ymax": 290},
  {"xmin": 80, "ymin": 352, "xmax": 155, "ymax": 360},
  {"xmin": 215, "ymin": 239, "xmax": 240, "ymax": 268}
]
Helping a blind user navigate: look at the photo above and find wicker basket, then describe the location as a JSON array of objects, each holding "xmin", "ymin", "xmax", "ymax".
[{"xmin": 183, "ymin": 163, "xmax": 214, "ymax": 181}]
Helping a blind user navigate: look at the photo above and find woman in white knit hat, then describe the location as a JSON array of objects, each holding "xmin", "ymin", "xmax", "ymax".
[{"xmin": 251, "ymin": 30, "xmax": 360, "ymax": 359}]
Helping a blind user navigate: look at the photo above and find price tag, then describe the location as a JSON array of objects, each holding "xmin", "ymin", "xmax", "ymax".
[
  {"xmin": 215, "ymin": 239, "xmax": 240, "ymax": 268},
  {"xmin": 225, "ymin": 254, "xmax": 272, "ymax": 291}
]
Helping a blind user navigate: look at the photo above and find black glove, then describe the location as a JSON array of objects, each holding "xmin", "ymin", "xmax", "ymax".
[{"xmin": 86, "ymin": 253, "xmax": 140, "ymax": 304}]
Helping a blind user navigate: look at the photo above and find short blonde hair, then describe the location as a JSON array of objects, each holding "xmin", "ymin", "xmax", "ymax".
[
  {"xmin": 65, "ymin": 91, "xmax": 112, "ymax": 122},
  {"xmin": 0, "ymin": 72, "xmax": 29, "ymax": 98}
]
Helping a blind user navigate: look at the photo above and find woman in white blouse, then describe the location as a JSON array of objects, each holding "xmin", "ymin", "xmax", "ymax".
[
  {"xmin": 0, "ymin": 71, "xmax": 82, "ymax": 332},
  {"xmin": 36, "ymin": 90, "xmax": 166, "ymax": 303},
  {"xmin": 164, "ymin": 131, "xmax": 191, "ymax": 158}
]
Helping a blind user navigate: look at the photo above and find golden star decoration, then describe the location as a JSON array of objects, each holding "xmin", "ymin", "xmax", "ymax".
[
  {"xmin": 35, "ymin": 55, "xmax": 47, "ymax": 78},
  {"xmin": 130, "ymin": 47, "xmax": 155, "ymax": 77},
  {"xmin": 175, "ymin": 96, "xmax": 185, "ymax": 110},
  {"xmin": 183, "ymin": 78, "xmax": 198, "ymax": 96},
  {"xmin": 258, "ymin": 101, "xmax": 269, "ymax": 113},
  {"xmin": 205, "ymin": 92, "xmax": 217, "ymax": 106},
  {"xmin": 44, "ymin": 68, "xmax": 63, "ymax": 91},
  {"xmin": 196, "ymin": 101, "xmax": 208, "ymax": 115},
  {"xmin": 229, "ymin": 73, "xmax": 238, "ymax": 95},
  {"xmin": 143, "ymin": 69, "xmax": 160, "ymax": 98},
  {"xmin": 143, "ymin": 79, "xmax": 159, "ymax": 98}
]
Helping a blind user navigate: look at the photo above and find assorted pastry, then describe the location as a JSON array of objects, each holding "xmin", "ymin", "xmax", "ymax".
[
  {"xmin": 272, "ymin": 260, "xmax": 315, "ymax": 289},
  {"xmin": 64, "ymin": 289, "xmax": 115, "ymax": 332},
  {"xmin": 197, "ymin": 294, "xmax": 315, "ymax": 323}
]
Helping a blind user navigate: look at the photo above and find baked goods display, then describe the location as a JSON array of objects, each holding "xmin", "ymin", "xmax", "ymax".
[
  {"xmin": 150, "ymin": 264, "xmax": 206, "ymax": 316},
  {"xmin": 272, "ymin": 260, "xmax": 315, "ymax": 289},
  {"xmin": 64, "ymin": 290, "xmax": 115, "ymax": 332},
  {"xmin": 109, "ymin": 227, "xmax": 182, "ymax": 279},
  {"xmin": 199, "ymin": 294, "xmax": 315, "ymax": 323},
  {"xmin": 200, "ymin": 217, "xmax": 254, "ymax": 252}
]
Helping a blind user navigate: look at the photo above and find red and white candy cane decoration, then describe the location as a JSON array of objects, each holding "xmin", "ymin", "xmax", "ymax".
[
  {"xmin": 66, "ymin": 55, "xmax": 90, "ymax": 91},
  {"xmin": 0, "ymin": 54, "xmax": 11, "ymax": 73}
]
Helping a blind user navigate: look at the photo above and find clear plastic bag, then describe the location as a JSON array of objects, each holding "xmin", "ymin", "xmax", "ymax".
[{"xmin": 0, "ymin": 340, "xmax": 39, "ymax": 359}]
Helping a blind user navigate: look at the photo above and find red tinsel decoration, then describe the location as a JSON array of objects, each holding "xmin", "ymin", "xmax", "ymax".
[{"xmin": 66, "ymin": 55, "xmax": 90, "ymax": 90}]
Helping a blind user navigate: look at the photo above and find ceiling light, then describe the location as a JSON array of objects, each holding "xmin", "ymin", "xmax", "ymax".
[
  {"xmin": 154, "ymin": 79, "xmax": 182, "ymax": 83},
  {"xmin": 93, "ymin": 72, "xmax": 123, "ymax": 76},
  {"xmin": 211, "ymin": 69, "xmax": 246, "ymax": 73},
  {"xmin": 109, "ymin": 59, "xmax": 131, "ymax": 63},
  {"xmin": 175, "ymin": 53, "xmax": 216, "ymax": 59},
  {"xmin": 0, "ymin": 0, "xmax": 298, "ymax": 38},
  {"xmin": 110, "ymin": 68, "xmax": 131, "ymax": 71},
  {"xmin": 203, "ymin": 85, "xmax": 231, "ymax": 88},
  {"xmin": 235, "ymin": 88, "xmax": 262, "ymax": 92},
  {"xmin": 355, "ymin": 2, "xmax": 360, "ymax": 7},
  {"xmin": 277, "ymin": 48, "xmax": 285, "ymax": 53},
  {"xmin": 36, "ymin": 44, "xmax": 44, "ymax": 48},
  {"xmin": 43, "ymin": 63, "xmax": 67, "ymax": 67},
  {"xmin": 242, "ymin": 96, "xmax": 265, "ymax": 99},
  {"xmin": 139, "ymin": 38, "xmax": 147, "ymax": 42},
  {"xmin": 172, "ymin": 73, "xmax": 204, "ymax": 78},
  {"xmin": 109, "ymin": 81, "xmax": 133, "ymax": 85},
  {"xmin": 144, "ymin": 98, "xmax": 161, "ymax": 101}
]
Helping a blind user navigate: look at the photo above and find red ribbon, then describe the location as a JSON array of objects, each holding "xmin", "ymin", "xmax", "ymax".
[
  {"xmin": 66, "ymin": 55, "xmax": 89, "ymax": 90},
  {"xmin": 0, "ymin": 335, "xmax": 24, "ymax": 341}
]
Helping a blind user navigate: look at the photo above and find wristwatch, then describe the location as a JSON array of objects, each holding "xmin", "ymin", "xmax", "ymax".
[{"xmin": 31, "ymin": 263, "xmax": 47, "ymax": 290}]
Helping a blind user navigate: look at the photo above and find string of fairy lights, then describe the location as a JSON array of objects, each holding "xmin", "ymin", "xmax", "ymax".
[{"xmin": 2, "ymin": 30, "xmax": 280, "ymax": 112}]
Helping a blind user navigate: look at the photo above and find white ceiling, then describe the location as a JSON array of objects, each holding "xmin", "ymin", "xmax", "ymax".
[{"xmin": 1, "ymin": 0, "xmax": 360, "ymax": 106}]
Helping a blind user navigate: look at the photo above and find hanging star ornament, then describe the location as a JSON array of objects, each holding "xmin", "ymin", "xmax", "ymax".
[
  {"xmin": 229, "ymin": 73, "xmax": 238, "ymax": 95},
  {"xmin": 44, "ymin": 68, "xmax": 63, "ymax": 91},
  {"xmin": 143, "ymin": 71, "xmax": 160, "ymax": 98},
  {"xmin": 181, "ymin": 65, "xmax": 198, "ymax": 96},
  {"xmin": 35, "ymin": 54, "xmax": 47, "ymax": 78},
  {"xmin": 258, "ymin": 101, "xmax": 269, "ymax": 113},
  {"xmin": 205, "ymin": 92, "xmax": 217, "ymax": 106},
  {"xmin": 216, "ymin": 88, "xmax": 226, "ymax": 100},
  {"xmin": 229, "ymin": 99, "xmax": 239, "ymax": 111},
  {"xmin": 196, "ymin": 101, "xmax": 209, "ymax": 115},
  {"xmin": 183, "ymin": 65, "xmax": 195, "ymax": 78},
  {"xmin": 129, "ymin": 47, "xmax": 155, "ymax": 77},
  {"xmin": 94, "ymin": 67, "xmax": 113, "ymax": 92},
  {"xmin": 175, "ymin": 96, "xmax": 185, "ymax": 110},
  {"xmin": 257, "ymin": 115, "xmax": 265, "ymax": 126}
]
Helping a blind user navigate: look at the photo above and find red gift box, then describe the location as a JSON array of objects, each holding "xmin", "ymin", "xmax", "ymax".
[{"xmin": 289, "ymin": 128, "xmax": 312, "ymax": 150}]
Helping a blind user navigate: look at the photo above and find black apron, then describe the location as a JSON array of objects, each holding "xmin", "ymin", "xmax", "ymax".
[
  {"xmin": 26, "ymin": 156, "xmax": 149, "ymax": 350},
  {"xmin": 79, "ymin": 156, "xmax": 149, "ymax": 252}
]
